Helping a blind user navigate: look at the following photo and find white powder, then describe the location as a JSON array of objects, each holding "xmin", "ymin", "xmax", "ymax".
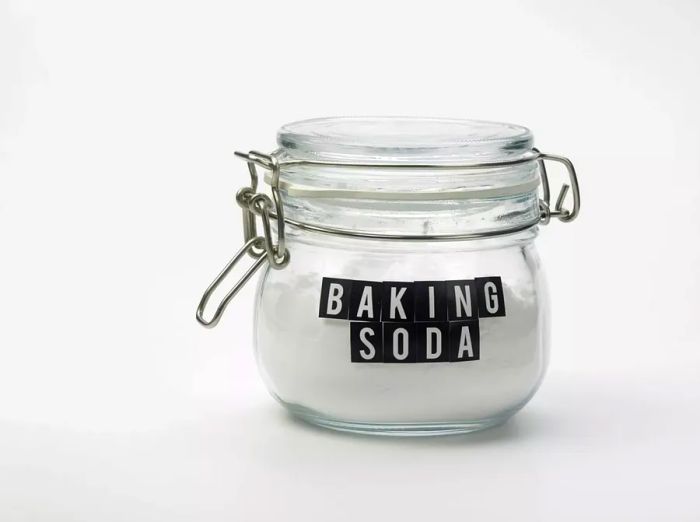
[{"xmin": 254, "ymin": 234, "xmax": 548, "ymax": 424}]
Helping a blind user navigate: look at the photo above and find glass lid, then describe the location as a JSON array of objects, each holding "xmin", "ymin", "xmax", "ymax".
[{"xmin": 277, "ymin": 116, "xmax": 534, "ymax": 164}]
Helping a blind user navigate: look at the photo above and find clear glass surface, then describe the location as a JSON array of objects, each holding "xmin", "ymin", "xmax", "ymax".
[
  {"xmin": 252, "ymin": 117, "xmax": 549, "ymax": 435},
  {"xmin": 276, "ymin": 117, "xmax": 541, "ymax": 237},
  {"xmin": 277, "ymin": 116, "xmax": 534, "ymax": 163},
  {"xmin": 254, "ymin": 227, "xmax": 550, "ymax": 435}
]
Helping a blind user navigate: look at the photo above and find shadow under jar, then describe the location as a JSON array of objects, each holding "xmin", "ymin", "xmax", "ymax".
[{"xmin": 197, "ymin": 116, "xmax": 580, "ymax": 436}]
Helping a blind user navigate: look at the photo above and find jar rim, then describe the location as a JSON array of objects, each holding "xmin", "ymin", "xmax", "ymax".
[{"xmin": 277, "ymin": 116, "xmax": 533, "ymax": 164}]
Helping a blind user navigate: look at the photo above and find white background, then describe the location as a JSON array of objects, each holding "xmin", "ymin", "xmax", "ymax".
[{"xmin": 1, "ymin": 0, "xmax": 699, "ymax": 520}]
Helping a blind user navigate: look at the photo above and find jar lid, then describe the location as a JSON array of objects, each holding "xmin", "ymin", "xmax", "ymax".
[
  {"xmin": 277, "ymin": 116, "xmax": 534, "ymax": 164},
  {"xmin": 271, "ymin": 116, "xmax": 540, "ymax": 205},
  {"xmin": 266, "ymin": 116, "xmax": 543, "ymax": 237}
]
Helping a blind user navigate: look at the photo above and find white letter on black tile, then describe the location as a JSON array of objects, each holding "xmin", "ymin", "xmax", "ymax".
[
  {"xmin": 426, "ymin": 327, "xmax": 442, "ymax": 360},
  {"xmin": 350, "ymin": 280, "xmax": 383, "ymax": 321},
  {"xmin": 484, "ymin": 282, "xmax": 498, "ymax": 314},
  {"xmin": 416, "ymin": 323, "xmax": 449, "ymax": 363},
  {"xmin": 447, "ymin": 280, "xmax": 478, "ymax": 320},
  {"xmin": 328, "ymin": 284, "xmax": 344, "ymax": 315},
  {"xmin": 454, "ymin": 285, "xmax": 472, "ymax": 318},
  {"xmin": 383, "ymin": 322, "xmax": 416, "ymax": 363},
  {"xmin": 414, "ymin": 281, "xmax": 446, "ymax": 322},
  {"xmin": 357, "ymin": 288, "xmax": 374, "ymax": 319},
  {"xmin": 393, "ymin": 327, "xmax": 409, "ymax": 360},
  {"xmin": 359, "ymin": 327, "xmax": 376, "ymax": 359},
  {"xmin": 449, "ymin": 320, "xmax": 480, "ymax": 362},
  {"xmin": 319, "ymin": 278, "xmax": 352, "ymax": 319},
  {"xmin": 475, "ymin": 276, "xmax": 506, "ymax": 318},
  {"xmin": 458, "ymin": 326, "xmax": 473, "ymax": 358},
  {"xmin": 390, "ymin": 287, "xmax": 407, "ymax": 320},
  {"xmin": 350, "ymin": 322, "xmax": 382, "ymax": 363},
  {"xmin": 428, "ymin": 287, "xmax": 435, "ymax": 319},
  {"xmin": 382, "ymin": 282, "xmax": 414, "ymax": 322}
]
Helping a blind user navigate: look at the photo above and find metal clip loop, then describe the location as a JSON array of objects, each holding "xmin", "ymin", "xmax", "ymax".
[
  {"xmin": 234, "ymin": 151, "xmax": 288, "ymax": 261},
  {"xmin": 195, "ymin": 151, "xmax": 290, "ymax": 328},
  {"xmin": 195, "ymin": 237, "xmax": 268, "ymax": 328},
  {"xmin": 535, "ymin": 149, "xmax": 581, "ymax": 224},
  {"xmin": 248, "ymin": 192, "xmax": 290, "ymax": 269}
]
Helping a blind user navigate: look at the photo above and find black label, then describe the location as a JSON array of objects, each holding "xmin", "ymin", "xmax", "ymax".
[
  {"xmin": 446, "ymin": 279, "xmax": 479, "ymax": 321},
  {"xmin": 318, "ymin": 278, "xmax": 353, "ymax": 319},
  {"xmin": 319, "ymin": 276, "xmax": 505, "ymax": 363},
  {"xmin": 383, "ymin": 322, "xmax": 417, "ymax": 363},
  {"xmin": 448, "ymin": 320, "xmax": 480, "ymax": 362},
  {"xmin": 349, "ymin": 280, "xmax": 383, "ymax": 321},
  {"xmin": 381, "ymin": 282, "xmax": 415, "ymax": 322},
  {"xmin": 415, "ymin": 322, "xmax": 450, "ymax": 363},
  {"xmin": 350, "ymin": 322, "xmax": 383, "ymax": 362},
  {"xmin": 475, "ymin": 276, "xmax": 506, "ymax": 317},
  {"xmin": 414, "ymin": 281, "xmax": 447, "ymax": 322}
]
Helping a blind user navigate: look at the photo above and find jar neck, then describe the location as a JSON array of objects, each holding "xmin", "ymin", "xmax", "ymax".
[
  {"xmin": 279, "ymin": 161, "xmax": 541, "ymax": 237},
  {"xmin": 281, "ymin": 221, "xmax": 540, "ymax": 253}
]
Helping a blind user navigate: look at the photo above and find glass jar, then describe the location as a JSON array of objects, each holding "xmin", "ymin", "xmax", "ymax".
[{"xmin": 197, "ymin": 117, "xmax": 580, "ymax": 436}]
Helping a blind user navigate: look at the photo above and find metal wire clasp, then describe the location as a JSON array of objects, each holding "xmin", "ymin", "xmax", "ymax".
[
  {"xmin": 195, "ymin": 151, "xmax": 289, "ymax": 328},
  {"xmin": 234, "ymin": 150, "xmax": 289, "ymax": 268},
  {"xmin": 535, "ymin": 149, "xmax": 581, "ymax": 224},
  {"xmin": 196, "ymin": 147, "xmax": 580, "ymax": 328}
]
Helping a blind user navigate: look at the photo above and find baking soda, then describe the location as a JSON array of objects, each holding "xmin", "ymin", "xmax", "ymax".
[{"xmin": 254, "ymin": 237, "xmax": 547, "ymax": 424}]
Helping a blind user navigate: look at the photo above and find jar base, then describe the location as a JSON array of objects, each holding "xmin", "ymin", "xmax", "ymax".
[{"xmin": 285, "ymin": 403, "xmax": 514, "ymax": 437}]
